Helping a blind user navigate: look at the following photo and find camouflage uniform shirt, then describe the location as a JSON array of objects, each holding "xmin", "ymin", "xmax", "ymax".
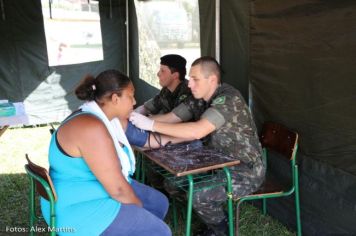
[
  {"xmin": 144, "ymin": 80, "xmax": 206, "ymax": 121},
  {"xmin": 167, "ymin": 83, "xmax": 266, "ymax": 228},
  {"xmin": 201, "ymin": 83, "xmax": 263, "ymax": 169}
]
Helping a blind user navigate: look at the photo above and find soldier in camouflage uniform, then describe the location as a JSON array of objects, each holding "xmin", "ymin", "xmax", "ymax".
[
  {"xmin": 136, "ymin": 54, "xmax": 204, "ymax": 118},
  {"xmin": 130, "ymin": 56, "xmax": 266, "ymax": 235},
  {"xmin": 189, "ymin": 82, "xmax": 265, "ymax": 235},
  {"xmin": 126, "ymin": 54, "xmax": 205, "ymax": 147},
  {"xmin": 143, "ymin": 80, "xmax": 205, "ymax": 122}
]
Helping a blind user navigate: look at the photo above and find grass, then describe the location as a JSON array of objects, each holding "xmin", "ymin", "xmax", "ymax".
[
  {"xmin": 0, "ymin": 125, "xmax": 296, "ymax": 236},
  {"xmin": 0, "ymin": 125, "xmax": 51, "ymax": 235}
]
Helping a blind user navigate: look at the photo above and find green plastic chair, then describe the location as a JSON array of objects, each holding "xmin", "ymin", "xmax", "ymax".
[
  {"xmin": 25, "ymin": 154, "xmax": 57, "ymax": 236},
  {"xmin": 235, "ymin": 122, "xmax": 302, "ymax": 236}
]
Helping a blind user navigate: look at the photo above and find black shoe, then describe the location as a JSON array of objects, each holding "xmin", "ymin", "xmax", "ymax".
[
  {"xmin": 195, "ymin": 227, "xmax": 217, "ymax": 236},
  {"xmin": 209, "ymin": 218, "xmax": 229, "ymax": 236},
  {"xmin": 195, "ymin": 216, "xmax": 228, "ymax": 236}
]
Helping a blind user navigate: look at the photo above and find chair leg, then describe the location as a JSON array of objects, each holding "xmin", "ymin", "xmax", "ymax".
[
  {"xmin": 134, "ymin": 152, "xmax": 141, "ymax": 180},
  {"xmin": 235, "ymin": 201, "xmax": 242, "ymax": 236},
  {"xmin": 262, "ymin": 198, "xmax": 267, "ymax": 215},
  {"xmin": 49, "ymin": 200, "xmax": 56, "ymax": 236},
  {"xmin": 171, "ymin": 198, "xmax": 178, "ymax": 233},
  {"xmin": 294, "ymin": 166, "xmax": 302, "ymax": 236},
  {"xmin": 140, "ymin": 155, "xmax": 146, "ymax": 184},
  {"xmin": 185, "ymin": 175, "xmax": 194, "ymax": 236},
  {"xmin": 222, "ymin": 167, "xmax": 234, "ymax": 236},
  {"xmin": 29, "ymin": 178, "xmax": 36, "ymax": 236}
]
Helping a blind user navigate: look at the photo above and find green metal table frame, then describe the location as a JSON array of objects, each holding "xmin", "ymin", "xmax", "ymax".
[
  {"xmin": 134, "ymin": 148, "xmax": 239, "ymax": 236},
  {"xmin": 183, "ymin": 167, "xmax": 234, "ymax": 236}
]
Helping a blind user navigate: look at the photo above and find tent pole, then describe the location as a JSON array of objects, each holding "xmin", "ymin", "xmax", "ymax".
[
  {"xmin": 49, "ymin": 0, "xmax": 52, "ymax": 19},
  {"xmin": 109, "ymin": 0, "xmax": 112, "ymax": 19},
  {"xmin": 215, "ymin": 0, "xmax": 220, "ymax": 63},
  {"xmin": 0, "ymin": 0, "xmax": 5, "ymax": 21},
  {"xmin": 126, "ymin": 0, "xmax": 130, "ymax": 75}
]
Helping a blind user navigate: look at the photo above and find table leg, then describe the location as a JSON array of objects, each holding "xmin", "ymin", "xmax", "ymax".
[
  {"xmin": 223, "ymin": 167, "xmax": 234, "ymax": 236},
  {"xmin": 185, "ymin": 174, "xmax": 194, "ymax": 236},
  {"xmin": 134, "ymin": 151, "xmax": 141, "ymax": 180},
  {"xmin": 140, "ymin": 154, "xmax": 146, "ymax": 183},
  {"xmin": 0, "ymin": 125, "xmax": 9, "ymax": 138}
]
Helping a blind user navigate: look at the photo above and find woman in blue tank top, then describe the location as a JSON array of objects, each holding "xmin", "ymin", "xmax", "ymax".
[{"xmin": 41, "ymin": 70, "xmax": 171, "ymax": 236}]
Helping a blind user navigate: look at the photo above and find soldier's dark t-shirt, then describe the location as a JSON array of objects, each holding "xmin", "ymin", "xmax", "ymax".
[{"xmin": 144, "ymin": 80, "xmax": 206, "ymax": 121}]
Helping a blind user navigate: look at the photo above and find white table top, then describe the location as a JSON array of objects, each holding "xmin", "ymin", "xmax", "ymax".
[{"xmin": 0, "ymin": 102, "xmax": 29, "ymax": 126}]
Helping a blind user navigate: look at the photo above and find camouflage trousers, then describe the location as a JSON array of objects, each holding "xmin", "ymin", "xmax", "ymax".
[{"xmin": 164, "ymin": 159, "xmax": 265, "ymax": 228}]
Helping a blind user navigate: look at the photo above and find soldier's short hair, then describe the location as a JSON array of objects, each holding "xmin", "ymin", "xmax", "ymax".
[{"xmin": 191, "ymin": 56, "xmax": 221, "ymax": 83}]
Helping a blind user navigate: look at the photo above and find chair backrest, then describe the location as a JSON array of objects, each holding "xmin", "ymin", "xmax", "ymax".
[
  {"xmin": 25, "ymin": 154, "xmax": 57, "ymax": 202},
  {"xmin": 260, "ymin": 122, "xmax": 298, "ymax": 161}
]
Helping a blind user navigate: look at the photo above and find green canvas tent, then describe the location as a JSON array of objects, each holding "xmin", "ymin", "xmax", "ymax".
[{"xmin": 0, "ymin": 0, "xmax": 355, "ymax": 234}]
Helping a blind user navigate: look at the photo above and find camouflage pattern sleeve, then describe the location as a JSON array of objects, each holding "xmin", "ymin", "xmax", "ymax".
[
  {"xmin": 143, "ymin": 98, "xmax": 156, "ymax": 114},
  {"xmin": 172, "ymin": 95, "xmax": 207, "ymax": 122},
  {"xmin": 172, "ymin": 103, "xmax": 193, "ymax": 121},
  {"xmin": 144, "ymin": 97, "xmax": 159, "ymax": 114},
  {"xmin": 144, "ymin": 88, "xmax": 169, "ymax": 114},
  {"xmin": 201, "ymin": 107, "xmax": 225, "ymax": 129}
]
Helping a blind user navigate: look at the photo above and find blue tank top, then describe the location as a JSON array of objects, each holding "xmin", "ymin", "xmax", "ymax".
[{"xmin": 41, "ymin": 113, "xmax": 129, "ymax": 235}]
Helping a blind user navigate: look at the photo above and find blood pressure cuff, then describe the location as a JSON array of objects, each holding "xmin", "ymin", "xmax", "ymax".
[{"xmin": 125, "ymin": 121, "xmax": 149, "ymax": 147}]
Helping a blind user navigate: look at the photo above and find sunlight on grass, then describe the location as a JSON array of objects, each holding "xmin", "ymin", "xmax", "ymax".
[{"xmin": 0, "ymin": 126, "xmax": 52, "ymax": 173}]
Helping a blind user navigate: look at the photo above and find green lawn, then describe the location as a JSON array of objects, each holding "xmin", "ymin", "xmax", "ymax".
[{"xmin": 0, "ymin": 126, "xmax": 296, "ymax": 235}]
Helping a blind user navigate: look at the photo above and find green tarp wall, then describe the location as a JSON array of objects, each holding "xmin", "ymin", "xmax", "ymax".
[{"xmin": 249, "ymin": 0, "xmax": 356, "ymax": 234}]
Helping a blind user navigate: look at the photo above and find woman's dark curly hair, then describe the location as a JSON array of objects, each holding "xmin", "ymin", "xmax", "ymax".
[{"xmin": 75, "ymin": 70, "xmax": 131, "ymax": 104}]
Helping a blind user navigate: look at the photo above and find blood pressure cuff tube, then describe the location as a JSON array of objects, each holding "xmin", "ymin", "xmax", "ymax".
[{"xmin": 125, "ymin": 121, "xmax": 149, "ymax": 147}]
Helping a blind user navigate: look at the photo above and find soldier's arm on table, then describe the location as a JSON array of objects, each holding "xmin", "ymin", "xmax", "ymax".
[
  {"xmin": 149, "ymin": 112, "xmax": 182, "ymax": 123},
  {"xmin": 152, "ymin": 107, "xmax": 225, "ymax": 140},
  {"xmin": 151, "ymin": 118, "xmax": 214, "ymax": 140}
]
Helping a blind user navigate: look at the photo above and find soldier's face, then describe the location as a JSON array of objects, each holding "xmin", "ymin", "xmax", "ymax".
[
  {"xmin": 188, "ymin": 65, "xmax": 213, "ymax": 101},
  {"xmin": 157, "ymin": 65, "xmax": 174, "ymax": 88}
]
